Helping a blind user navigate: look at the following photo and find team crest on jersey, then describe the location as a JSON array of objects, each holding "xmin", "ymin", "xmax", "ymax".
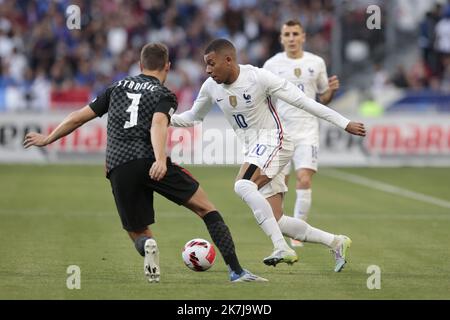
[
  {"xmin": 294, "ymin": 68, "xmax": 302, "ymax": 78},
  {"xmin": 229, "ymin": 95, "xmax": 237, "ymax": 107}
]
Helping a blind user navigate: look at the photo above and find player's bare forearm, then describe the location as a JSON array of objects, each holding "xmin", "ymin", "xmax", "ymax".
[
  {"xmin": 319, "ymin": 89, "xmax": 335, "ymax": 105},
  {"xmin": 319, "ymin": 76, "xmax": 339, "ymax": 105},
  {"xmin": 345, "ymin": 121, "xmax": 366, "ymax": 137},
  {"xmin": 150, "ymin": 113, "xmax": 169, "ymax": 180},
  {"xmin": 150, "ymin": 123, "xmax": 168, "ymax": 161},
  {"xmin": 23, "ymin": 106, "xmax": 97, "ymax": 148},
  {"xmin": 151, "ymin": 114, "xmax": 169, "ymax": 161}
]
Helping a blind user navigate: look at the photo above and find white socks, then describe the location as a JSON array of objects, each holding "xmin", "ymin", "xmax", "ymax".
[
  {"xmin": 234, "ymin": 180, "xmax": 338, "ymax": 250},
  {"xmin": 277, "ymin": 215, "xmax": 338, "ymax": 248},
  {"xmin": 294, "ymin": 189, "xmax": 312, "ymax": 220},
  {"xmin": 234, "ymin": 179, "xmax": 289, "ymax": 250}
]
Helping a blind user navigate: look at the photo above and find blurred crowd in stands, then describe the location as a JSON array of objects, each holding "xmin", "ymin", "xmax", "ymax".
[
  {"xmin": 0, "ymin": 0, "xmax": 448, "ymax": 112},
  {"xmin": 374, "ymin": 2, "xmax": 450, "ymax": 93}
]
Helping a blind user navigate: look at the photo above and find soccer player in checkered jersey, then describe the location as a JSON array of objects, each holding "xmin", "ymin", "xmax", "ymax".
[
  {"xmin": 263, "ymin": 19, "xmax": 340, "ymax": 248},
  {"xmin": 23, "ymin": 42, "xmax": 267, "ymax": 283},
  {"xmin": 171, "ymin": 39, "xmax": 365, "ymax": 271}
]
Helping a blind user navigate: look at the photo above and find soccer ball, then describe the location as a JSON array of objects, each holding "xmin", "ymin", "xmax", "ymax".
[{"xmin": 182, "ymin": 238, "xmax": 216, "ymax": 271}]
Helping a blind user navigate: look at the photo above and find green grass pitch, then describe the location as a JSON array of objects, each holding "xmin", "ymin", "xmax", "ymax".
[{"xmin": 0, "ymin": 165, "xmax": 449, "ymax": 299}]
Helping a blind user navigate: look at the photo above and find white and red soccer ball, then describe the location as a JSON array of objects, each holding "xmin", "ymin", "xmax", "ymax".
[{"xmin": 182, "ymin": 238, "xmax": 216, "ymax": 271}]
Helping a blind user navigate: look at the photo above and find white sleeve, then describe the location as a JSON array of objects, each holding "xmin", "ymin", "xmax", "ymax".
[
  {"xmin": 262, "ymin": 60, "xmax": 273, "ymax": 73},
  {"xmin": 170, "ymin": 81, "xmax": 214, "ymax": 127},
  {"xmin": 317, "ymin": 59, "xmax": 329, "ymax": 95},
  {"xmin": 259, "ymin": 68, "xmax": 350, "ymax": 129},
  {"xmin": 262, "ymin": 62, "xmax": 279, "ymax": 105}
]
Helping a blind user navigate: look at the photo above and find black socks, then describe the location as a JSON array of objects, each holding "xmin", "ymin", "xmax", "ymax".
[
  {"xmin": 203, "ymin": 211, "xmax": 244, "ymax": 275},
  {"xmin": 135, "ymin": 235, "xmax": 151, "ymax": 257}
]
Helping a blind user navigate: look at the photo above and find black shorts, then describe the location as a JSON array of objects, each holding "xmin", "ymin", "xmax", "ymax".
[{"xmin": 108, "ymin": 157, "xmax": 199, "ymax": 232}]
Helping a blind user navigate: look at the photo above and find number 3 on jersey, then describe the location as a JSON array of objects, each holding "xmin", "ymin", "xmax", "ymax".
[{"xmin": 124, "ymin": 93, "xmax": 142, "ymax": 129}]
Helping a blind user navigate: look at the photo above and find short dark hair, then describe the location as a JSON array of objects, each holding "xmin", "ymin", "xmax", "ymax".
[
  {"xmin": 140, "ymin": 43, "xmax": 169, "ymax": 71},
  {"xmin": 204, "ymin": 38, "xmax": 236, "ymax": 58},
  {"xmin": 283, "ymin": 19, "xmax": 304, "ymax": 30}
]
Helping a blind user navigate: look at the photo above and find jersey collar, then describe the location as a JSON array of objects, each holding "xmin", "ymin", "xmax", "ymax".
[{"xmin": 139, "ymin": 74, "xmax": 160, "ymax": 83}]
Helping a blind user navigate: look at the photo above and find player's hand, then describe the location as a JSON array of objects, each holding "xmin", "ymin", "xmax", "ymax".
[
  {"xmin": 345, "ymin": 121, "xmax": 366, "ymax": 136},
  {"xmin": 149, "ymin": 159, "xmax": 167, "ymax": 181},
  {"xmin": 23, "ymin": 132, "xmax": 48, "ymax": 148},
  {"xmin": 328, "ymin": 75, "xmax": 340, "ymax": 91}
]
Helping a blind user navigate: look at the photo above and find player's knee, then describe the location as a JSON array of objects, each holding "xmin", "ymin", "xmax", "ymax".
[
  {"xmin": 277, "ymin": 215, "xmax": 287, "ymax": 227},
  {"xmin": 297, "ymin": 174, "xmax": 312, "ymax": 189},
  {"xmin": 297, "ymin": 179, "xmax": 311, "ymax": 189},
  {"xmin": 234, "ymin": 179, "xmax": 257, "ymax": 199},
  {"xmin": 184, "ymin": 186, "xmax": 217, "ymax": 217}
]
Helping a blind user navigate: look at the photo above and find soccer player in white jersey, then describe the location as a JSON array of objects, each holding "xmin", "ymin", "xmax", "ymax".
[
  {"xmin": 264, "ymin": 20, "xmax": 340, "ymax": 248},
  {"xmin": 171, "ymin": 39, "xmax": 366, "ymax": 271}
]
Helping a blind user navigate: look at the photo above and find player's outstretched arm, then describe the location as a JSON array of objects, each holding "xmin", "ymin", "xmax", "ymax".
[
  {"xmin": 294, "ymin": 93, "xmax": 366, "ymax": 137},
  {"xmin": 171, "ymin": 110, "xmax": 200, "ymax": 127},
  {"xmin": 170, "ymin": 101, "xmax": 213, "ymax": 127},
  {"xmin": 260, "ymin": 68, "xmax": 365, "ymax": 136},
  {"xmin": 23, "ymin": 105, "xmax": 97, "ymax": 148},
  {"xmin": 170, "ymin": 80, "xmax": 214, "ymax": 127}
]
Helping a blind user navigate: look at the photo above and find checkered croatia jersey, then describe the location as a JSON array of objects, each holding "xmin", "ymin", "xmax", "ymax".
[{"xmin": 89, "ymin": 74, "xmax": 177, "ymax": 176}]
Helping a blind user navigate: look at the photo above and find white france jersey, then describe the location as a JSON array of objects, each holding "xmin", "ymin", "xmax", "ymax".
[
  {"xmin": 171, "ymin": 64, "xmax": 349, "ymax": 154},
  {"xmin": 174, "ymin": 65, "xmax": 289, "ymax": 153},
  {"xmin": 209, "ymin": 65, "xmax": 286, "ymax": 152},
  {"xmin": 264, "ymin": 52, "xmax": 329, "ymax": 144}
]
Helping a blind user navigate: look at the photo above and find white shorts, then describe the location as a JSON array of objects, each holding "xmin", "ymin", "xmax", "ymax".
[
  {"xmin": 282, "ymin": 144, "xmax": 319, "ymax": 175},
  {"xmin": 259, "ymin": 172, "xmax": 288, "ymax": 198},
  {"xmin": 244, "ymin": 138, "xmax": 294, "ymax": 178}
]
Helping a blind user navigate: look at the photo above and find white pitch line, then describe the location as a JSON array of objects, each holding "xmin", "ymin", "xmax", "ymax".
[{"xmin": 322, "ymin": 169, "xmax": 450, "ymax": 210}]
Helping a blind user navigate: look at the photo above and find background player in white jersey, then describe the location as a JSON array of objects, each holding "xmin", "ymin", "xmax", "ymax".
[
  {"xmin": 264, "ymin": 19, "xmax": 340, "ymax": 247},
  {"xmin": 171, "ymin": 39, "xmax": 366, "ymax": 271}
]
